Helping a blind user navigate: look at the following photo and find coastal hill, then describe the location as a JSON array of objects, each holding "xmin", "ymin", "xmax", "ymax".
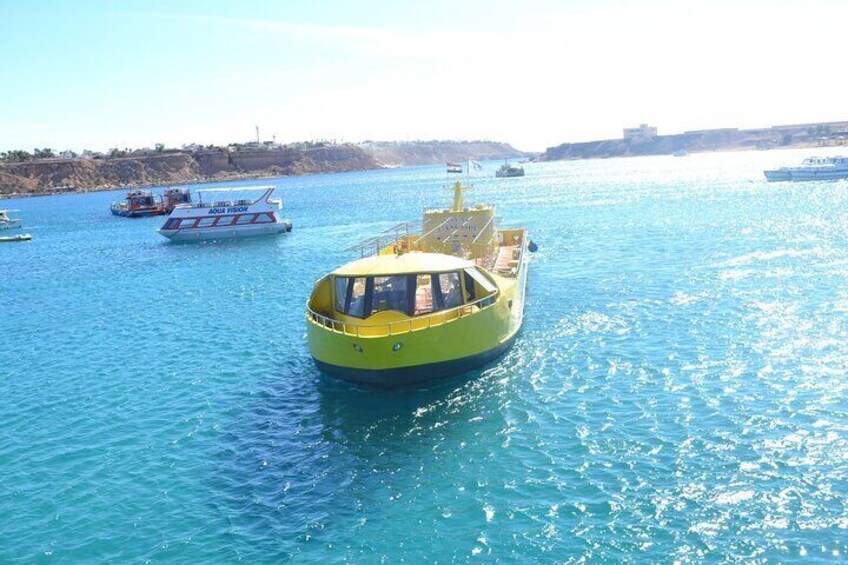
[
  {"xmin": 539, "ymin": 121, "xmax": 848, "ymax": 161},
  {"xmin": 361, "ymin": 140, "xmax": 526, "ymax": 167},
  {"xmin": 0, "ymin": 140, "xmax": 527, "ymax": 197}
]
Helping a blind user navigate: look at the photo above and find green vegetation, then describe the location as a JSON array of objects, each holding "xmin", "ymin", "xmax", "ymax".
[{"xmin": 1, "ymin": 149, "xmax": 32, "ymax": 162}]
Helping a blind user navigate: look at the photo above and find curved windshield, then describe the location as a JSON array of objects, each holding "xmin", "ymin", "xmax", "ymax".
[{"xmin": 334, "ymin": 271, "xmax": 470, "ymax": 319}]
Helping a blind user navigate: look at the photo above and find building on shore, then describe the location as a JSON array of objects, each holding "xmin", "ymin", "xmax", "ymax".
[{"xmin": 623, "ymin": 124, "xmax": 658, "ymax": 143}]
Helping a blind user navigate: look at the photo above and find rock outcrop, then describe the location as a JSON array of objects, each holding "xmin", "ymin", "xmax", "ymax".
[
  {"xmin": 0, "ymin": 140, "xmax": 529, "ymax": 197},
  {"xmin": 0, "ymin": 145, "xmax": 378, "ymax": 197}
]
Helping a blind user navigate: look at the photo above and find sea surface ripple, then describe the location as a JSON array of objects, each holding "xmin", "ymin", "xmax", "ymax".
[{"xmin": 2, "ymin": 150, "xmax": 848, "ymax": 563}]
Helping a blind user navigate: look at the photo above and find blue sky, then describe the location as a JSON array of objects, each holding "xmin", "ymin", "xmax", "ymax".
[{"xmin": 1, "ymin": 0, "xmax": 846, "ymax": 152}]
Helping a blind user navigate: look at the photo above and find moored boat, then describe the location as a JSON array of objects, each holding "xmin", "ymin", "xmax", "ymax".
[
  {"xmin": 764, "ymin": 156, "xmax": 848, "ymax": 181},
  {"xmin": 161, "ymin": 187, "xmax": 192, "ymax": 212},
  {"xmin": 157, "ymin": 185, "xmax": 292, "ymax": 241},
  {"xmin": 110, "ymin": 190, "xmax": 165, "ymax": 217},
  {"xmin": 306, "ymin": 181, "xmax": 532, "ymax": 387},
  {"xmin": 0, "ymin": 209, "xmax": 23, "ymax": 231},
  {"xmin": 495, "ymin": 160, "xmax": 524, "ymax": 178},
  {"xmin": 0, "ymin": 233, "xmax": 32, "ymax": 243}
]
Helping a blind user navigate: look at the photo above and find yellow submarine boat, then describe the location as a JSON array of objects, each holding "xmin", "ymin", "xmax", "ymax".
[{"xmin": 306, "ymin": 181, "xmax": 532, "ymax": 387}]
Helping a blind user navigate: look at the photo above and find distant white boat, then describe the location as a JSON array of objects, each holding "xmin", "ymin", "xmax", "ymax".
[
  {"xmin": 672, "ymin": 150, "xmax": 689, "ymax": 157},
  {"xmin": 157, "ymin": 186, "xmax": 292, "ymax": 241},
  {"xmin": 0, "ymin": 209, "xmax": 22, "ymax": 231},
  {"xmin": 764, "ymin": 156, "xmax": 848, "ymax": 181}
]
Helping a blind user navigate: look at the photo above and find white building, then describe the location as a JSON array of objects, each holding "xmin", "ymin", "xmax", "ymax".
[{"xmin": 623, "ymin": 124, "xmax": 658, "ymax": 142}]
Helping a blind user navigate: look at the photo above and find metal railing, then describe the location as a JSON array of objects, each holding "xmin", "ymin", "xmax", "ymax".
[
  {"xmin": 345, "ymin": 221, "xmax": 423, "ymax": 258},
  {"xmin": 306, "ymin": 290, "xmax": 498, "ymax": 338}
]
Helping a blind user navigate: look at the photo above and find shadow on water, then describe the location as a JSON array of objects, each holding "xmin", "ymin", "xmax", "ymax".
[{"xmin": 206, "ymin": 350, "xmax": 516, "ymax": 560}]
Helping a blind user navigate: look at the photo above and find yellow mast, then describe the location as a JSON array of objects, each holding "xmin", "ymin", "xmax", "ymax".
[{"xmin": 451, "ymin": 181, "xmax": 471, "ymax": 212}]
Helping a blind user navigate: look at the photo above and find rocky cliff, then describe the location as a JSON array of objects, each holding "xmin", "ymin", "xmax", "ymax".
[
  {"xmin": 0, "ymin": 145, "xmax": 379, "ymax": 197},
  {"xmin": 0, "ymin": 141, "xmax": 527, "ymax": 197}
]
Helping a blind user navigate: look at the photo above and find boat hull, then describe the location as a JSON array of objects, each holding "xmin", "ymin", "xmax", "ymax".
[
  {"xmin": 314, "ymin": 332, "xmax": 517, "ymax": 387},
  {"xmin": 0, "ymin": 233, "xmax": 32, "ymax": 243},
  {"xmin": 158, "ymin": 220, "xmax": 292, "ymax": 241},
  {"xmin": 495, "ymin": 170, "xmax": 525, "ymax": 178},
  {"xmin": 0, "ymin": 219, "xmax": 22, "ymax": 230},
  {"xmin": 764, "ymin": 169, "xmax": 848, "ymax": 182},
  {"xmin": 111, "ymin": 207, "xmax": 164, "ymax": 218}
]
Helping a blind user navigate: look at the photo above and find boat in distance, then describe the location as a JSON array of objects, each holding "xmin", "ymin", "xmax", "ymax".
[
  {"xmin": 495, "ymin": 160, "xmax": 525, "ymax": 178},
  {"xmin": 110, "ymin": 188, "xmax": 192, "ymax": 217},
  {"xmin": 157, "ymin": 185, "xmax": 292, "ymax": 241},
  {"xmin": 306, "ymin": 181, "xmax": 532, "ymax": 387},
  {"xmin": 0, "ymin": 209, "xmax": 23, "ymax": 231},
  {"xmin": 110, "ymin": 190, "xmax": 166, "ymax": 217},
  {"xmin": 0, "ymin": 233, "xmax": 32, "ymax": 243},
  {"xmin": 764, "ymin": 156, "xmax": 848, "ymax": 181}
]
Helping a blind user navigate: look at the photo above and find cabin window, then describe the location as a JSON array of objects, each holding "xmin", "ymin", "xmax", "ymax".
[
  {"xmin": 197, "ymin": 217, "xmax": 216, "ymax": 228},
  {"xmin": 217, "ymin": 216, "xmax": 235, "ymax": 226},
  {"xmin": 334, "ymin": 276, "xmax": 368, "ymax": 318},
  {"xmin": 465, "ymin": 267, "xmax": 497, "ymax": 294},
  {"xmin": 179, "ymin": 218, "xmax": 197, "ymax": 229},
  {"xmin": 371, "ymin": 276, "xmax": 409, "ymax": 315},
  {"xmin": 414, "ymin": 274, "xmax": 434, "ymax": 315},
  {"xmin": 255, "ymin": 213, "xmax": 275, "ymax": 224},
  {"xmin": 236, "ymin": 214, "xmax": 255, "ymax": 225},
  {"xmin": 464, "ymin": 271, "xmax": 476, "ymax": 301},
  {"xmin": 334, "ymin": 277, "xmax": 347, "ymax": 313},
  {"xmin": 163, "ymin": 218, "xmax": 179, "ymax": 230},
  {"xmin": 437, "ymin": 272, "xmax": 463, "ymax": 309},
  {"xmin": 348, "ymin": 278, "xmax": 367, "ymax": 317}
]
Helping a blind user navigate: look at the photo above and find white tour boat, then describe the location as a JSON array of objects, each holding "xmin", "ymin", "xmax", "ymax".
[
  {"xmin": 764, "ymin": 156, "xmax": 848, "ymax": 182},
  {"xmin": 157, "ymin": 186, "xmax": 292, "ymax": 241},
  {"xmin": 0, "ymin": 209, "xmax": 22, "ymax": 231}
]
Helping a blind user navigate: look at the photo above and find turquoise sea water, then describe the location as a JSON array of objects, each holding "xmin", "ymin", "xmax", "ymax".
[{"xmin": 2, "ymin": 150, "xmax": 848, "ymax": 563}]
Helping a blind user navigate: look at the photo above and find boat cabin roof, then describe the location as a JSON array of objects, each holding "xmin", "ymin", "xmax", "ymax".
[{"xmin": 333, "ymin": 252, "xmax": 474, "ymax": 277}]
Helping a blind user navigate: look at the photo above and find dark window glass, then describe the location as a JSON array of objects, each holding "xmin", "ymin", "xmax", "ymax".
[
  {"xmin": 197, "ymin": 217, "xmax": 215, "ymax": 228},
  {"xmin": 348, "ymin": 278, "xmax": 367, "ymax": 318},
  {"xmin": 464, "ymin": 271, "xmax": 476, "ymax": 301},
  {"xmin": 334, "ymin": 276, "xmax": 367, "ymax": 318},
  {"xmin": 179, "ymin": 218, "xmax": 197, "ymax": 228},
  {"xmin": 438, "ymin": 272, "xmax": 463, "ymax": 309},
  {"xmin": 236, "ymin": 214, "xmax": 255, "ymax": 225},
  {"xmin": 371, "ymin": 276, "xmax": 409, "ymax": 315},
  {"xmin": 217, "ymin": 216, "xmax": 235, "ymax": 226},
  {"xmin": 334, "ymin": 277, "xmax": 347, "ymax": 313}
]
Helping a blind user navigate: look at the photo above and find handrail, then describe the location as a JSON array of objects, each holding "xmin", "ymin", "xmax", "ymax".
[
  {"xmin": 306, "ymin": 289, "xmax": 499, "ymax": 338},
  {"xmin": 346, "ymin": 221, "xmax": 423, "ymax": 257}
]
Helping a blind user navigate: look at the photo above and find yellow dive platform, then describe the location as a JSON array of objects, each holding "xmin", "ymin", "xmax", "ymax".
[{"xmin": 306, "ymin": 181, "xmax": 532, "ymax": 387}]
